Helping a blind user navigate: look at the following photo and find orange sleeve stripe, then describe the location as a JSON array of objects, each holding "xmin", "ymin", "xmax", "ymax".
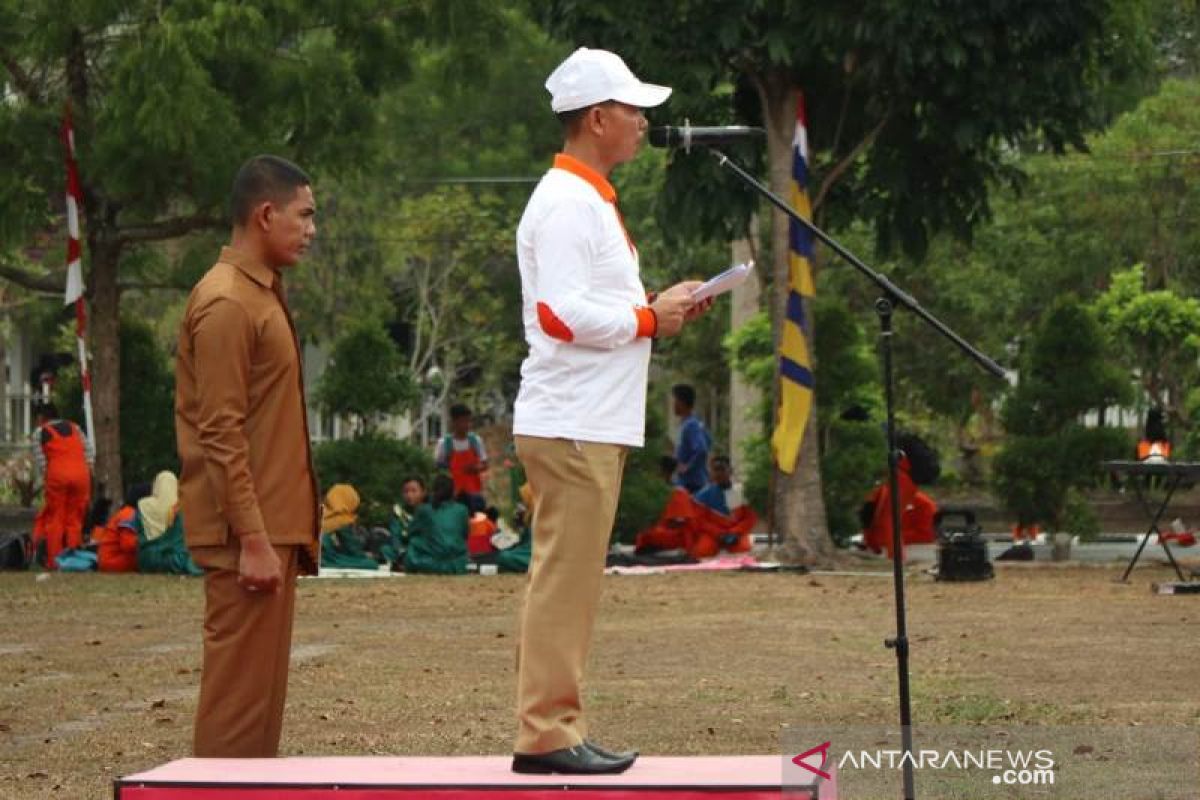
[
  {"xmin": 536, "ymin": 302, "xmax": 574, "ymax": 342},
  {"xmin": 634, "ymin": 306, "xmax": 657, "ymax": 338}
]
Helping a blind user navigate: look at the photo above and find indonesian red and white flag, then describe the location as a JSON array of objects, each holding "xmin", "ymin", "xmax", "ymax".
[{"xmin": 62, "ymin": 105, "xmax": 84, "ymax": 306}]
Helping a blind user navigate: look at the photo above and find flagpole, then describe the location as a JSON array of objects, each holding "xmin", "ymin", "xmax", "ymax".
[
  {"xmin": 74, "ymin": 301, "xmax": 95, "ymax": 452},
  {"xmin": 62, "ymin": 104, "xmax": 94, "ymax": 453}
]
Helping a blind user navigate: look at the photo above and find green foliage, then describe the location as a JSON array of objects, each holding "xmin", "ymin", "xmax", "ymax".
[
  {"xmin": 316, "ymin": 321, "xmax": 418, "ymax": 433},
  {"xmin": 1183, "ymin": 388, "xmax": 1200, "ymax": 458},
  {"xmin": 379, "ymin": 186, "xmax": 525, "ymax": 414},
  {"xmin": 723, "ymin": 299, "xmax": 886, "ymax": 542},
  {"xmin": 725, "ymin": 311, "xmax": 775, "ymax": 420},
  {"xmin": 313, "ymin": 432, "xmax": 434, "ymax": 527},
  {"xmin": 542, "ymin": 0, "xmax": 1156, "ymax": 256},
  {"xmin": 612, "ymin": 447, "xmax": 673, "ymax": 545},
  {"xmin": 1001, "ymin": 299, "xmax": 1131, "ymax": 436},
  {"xmin": 811, "ymin": 299, "xmax": 886, "ymax": 544},
  {"xmin": 1061, "ymin": 490, "xmax": 1102, "ymax": 542},
  {"xmin": 55, "ymin": 318, "xmax": 176, "ymax": 493},
  {"xmin": 992, "ymin": 427, "xmax": 1129, "ymax": 529},
  {"xmin": 992, "ymin": 298, "xmax": 1132, "ymax": 528},
  {"xmin": 738, "ymin": 435, "xmax": 772, "ymax": 518},
  {"xmin": 0, "ymin": 1, "xmax": 498, "ymax": 495},
  {"xmin": 723, "ymin": 311, "xmax": 773, "ymax": 515},
  {"xmin": 613, "ymin": 403, "xmax": 673, "ymax": 544},
  {"xmin": 812, "ymin": 298, "xmax": 882, "ymax": 428},
  {"xmin": 821, "ymin": 419, "xmax": 887, "ymax": 545},
  {"xmin": 1093, "ymin": 263, "xmax": 1200, "ymax": 431}
]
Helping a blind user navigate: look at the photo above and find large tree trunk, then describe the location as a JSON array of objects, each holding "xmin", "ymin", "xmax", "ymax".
[
  {"xmin": 759, "ymin": 71, "xmax": 833, "ymax": 565},
  {"xmin": 89, "ymin": 238, "xmax": 122, "ymax": 502}
]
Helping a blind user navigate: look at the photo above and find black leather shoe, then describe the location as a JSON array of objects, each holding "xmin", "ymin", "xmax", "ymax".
[
  {"xmin": 512, "ymin": 745, "xmax": 637, "ymax": 775},
  {"xmin": 584, "ymin": 740, "xmax": 639, "ymax": 761}
]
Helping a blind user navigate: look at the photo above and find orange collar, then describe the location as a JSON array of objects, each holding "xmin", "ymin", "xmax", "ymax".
[{"xmin": 553, "ymin": 153, "xmax": 616, "ymax": 203}]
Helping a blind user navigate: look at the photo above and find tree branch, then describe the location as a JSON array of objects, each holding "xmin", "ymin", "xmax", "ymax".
[
  {"xmin": 0, "ymin": 47, "xmax": 44, "ymax": 105},
  {"xmin": 0, "ymin": 259, "xmax": 65, "ymax": 295},
  {"xmin": 812, "ymin": 110, "xmax": 890, "ymax": 214},
  {"xmin": 117, "ymin": 213, "xmax": 224, "ymax": 244}
]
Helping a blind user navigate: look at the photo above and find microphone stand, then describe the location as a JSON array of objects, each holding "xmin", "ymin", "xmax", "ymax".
[{"xmin": 709, "ymin": 148, "xmax": 1005, "ymax": 800}]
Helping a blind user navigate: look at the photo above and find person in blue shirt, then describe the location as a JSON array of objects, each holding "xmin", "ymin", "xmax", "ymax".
[
  {"xmin": 672, "ymin": 384, "xmax": 711, "ymax": 493},
  {"xmin": 694, "ymin": 455, "xmax": 733, "ymax": 515}
]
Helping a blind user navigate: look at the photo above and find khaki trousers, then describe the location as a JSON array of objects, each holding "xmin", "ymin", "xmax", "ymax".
[
  {"xmin": 513, "ymin": 435, "xmax": 627, "ymax": 754},
  {"xmin": 191, "ymin": 540, "xmax": 300, "ymax": 757}
]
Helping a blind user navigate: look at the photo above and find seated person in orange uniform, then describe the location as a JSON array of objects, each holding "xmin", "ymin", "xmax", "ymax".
[
  {"xmin": 636, "ymin": 456, "xmax": 759, "ymax": 560},
  {"xmin": 467, "ymin": 506, "xmax": 500, "ymax": 556},
  {"xmin": 861, "ymin": 448, "xmax": 939, "ymax": 560},
  {"xmin": 691, "ymin": 456, "xmax": 758, "ymax": 557},
  {"xmin": 92, "ymin": 483, "xmax": 152, "ymax": 573},
  {"xmin": 634, "ymin": 456, "xmax": 698, "ymax": 555}
]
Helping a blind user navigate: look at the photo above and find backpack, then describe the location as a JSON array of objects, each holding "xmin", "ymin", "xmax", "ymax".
[
  {"xmin": 439, "ymin": 433, "xmax": 483, "ymax": 466},
  {"xmin": 0, "ymin": 531, "xmax": 30, "ymax": 570},
  {"xmin": 55, "ymin": 548, "xmax": 99, "ymax": 572}
]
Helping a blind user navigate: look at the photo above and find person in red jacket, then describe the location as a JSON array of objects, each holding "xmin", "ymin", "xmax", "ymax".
[{"xmin": 31, "ymin": 403, "xmax": 94, "ymax": 569}]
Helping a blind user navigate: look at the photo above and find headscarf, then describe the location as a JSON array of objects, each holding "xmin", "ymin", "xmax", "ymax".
[
  {"xmin": 321, "ymin": 484, "xmax": 360, "ymax": 534},
  {"xmin": 138, "ymin": 471, "xmax": 179, "ymax": 541}
]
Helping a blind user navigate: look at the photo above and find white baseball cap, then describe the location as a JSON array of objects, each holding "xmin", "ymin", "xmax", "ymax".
[{"xmin": 545, "ymin": 47, "xmax": 672, "ymax": 113}]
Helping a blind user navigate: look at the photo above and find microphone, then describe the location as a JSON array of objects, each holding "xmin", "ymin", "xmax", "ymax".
[{"xmin": 648, "ymin": 124, "xmax": 765, "ymax": 150}]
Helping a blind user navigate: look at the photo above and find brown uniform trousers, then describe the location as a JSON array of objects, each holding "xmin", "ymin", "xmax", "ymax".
[
  {"xmin": 191, "ymin": 540, "xmax": 301, "ymax": 757},
  {"xmin": 513, "ymin": 435, "xmax": 627, "ymax": 754}
]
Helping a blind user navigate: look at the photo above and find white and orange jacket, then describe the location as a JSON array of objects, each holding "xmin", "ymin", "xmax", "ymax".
[{"xmin": 513, "ymin": 154, "xmax": 657, "ymax": 448}]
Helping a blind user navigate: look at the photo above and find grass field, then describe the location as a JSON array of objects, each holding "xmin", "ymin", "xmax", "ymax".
[{"xmin": 1, "ymin": 560, "xmax": 1198, "ymax": 799}]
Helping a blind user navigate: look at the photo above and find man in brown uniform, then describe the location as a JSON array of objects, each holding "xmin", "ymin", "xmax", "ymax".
[{"xmin": 175, "ymin": 155, "xmax": 319, "ymax": 757}]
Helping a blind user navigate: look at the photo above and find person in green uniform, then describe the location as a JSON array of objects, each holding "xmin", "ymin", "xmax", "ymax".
[
  {"xmin": 136, "ymin": 471, "xmax": 203, "ymax": 576},
  {"xmin": 384, "ymin": 476, "xmax": 428, "ymax": 564},
  {"xmin": 319, "ymin": 484, "xmax": 378, "ymax": 570},
  {"xmin": 403, "ymin": 474, "xmax": 468, "ymax": 575}
]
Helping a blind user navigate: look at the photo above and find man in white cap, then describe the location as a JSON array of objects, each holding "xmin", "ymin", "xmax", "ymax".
[{"xmin": 510, "ymin": 47, "xmax": 709, "ymax": 776}]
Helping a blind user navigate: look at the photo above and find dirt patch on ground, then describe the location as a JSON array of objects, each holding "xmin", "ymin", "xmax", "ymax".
[{"xmin": 1, "ymin": 560, "xmax": 1197, "ymax": 798}]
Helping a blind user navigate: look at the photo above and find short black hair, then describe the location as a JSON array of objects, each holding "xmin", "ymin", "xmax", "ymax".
[
  {"xmin": 401, "ymin": 475, "xmax": 426, "ymax": 489},
  {"xmin": 35, "ymin": 402, "xmax": 59, "ymax": 420},
  {"xmin": 230, "ymin": 155, "xmax": 311, "ymax": 226},
  {"xmin": 449, "ymin": 404, "xmax": 472, "ymax": 420},
  {"xmin": 711, "ymin": 455, "xmax": 731, "ymax": 469},
  {"xmin": 556, "ymin": 100, "xmax": 616, "ymax": 136},
  {"xmin": 431, "ymin": 473, "xmax": 456, "ymax": 507},
  {"xmin": 672, "ymin": 384, "xmax": 696, "ymax": 408}
]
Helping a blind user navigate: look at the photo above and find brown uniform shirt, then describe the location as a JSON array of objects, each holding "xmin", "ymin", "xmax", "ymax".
[{"xmin": 175, "ymin": 246, "xmax": 318, "ymax": 552}]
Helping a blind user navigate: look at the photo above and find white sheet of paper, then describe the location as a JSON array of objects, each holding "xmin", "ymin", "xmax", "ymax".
[{"xmin": 691, "ymin": 260, "xmax": 755, "ymax": 302}]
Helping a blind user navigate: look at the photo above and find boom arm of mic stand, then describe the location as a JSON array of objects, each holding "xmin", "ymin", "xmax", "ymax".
[{"xmin": 709, "ymin": 148, "xmax": 1006, "ymax": 380}]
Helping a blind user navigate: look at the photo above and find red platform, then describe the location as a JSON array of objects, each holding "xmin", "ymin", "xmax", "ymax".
[{"xmin": 115, "ymin": 756, "xmax": 836, "ymax": 799}]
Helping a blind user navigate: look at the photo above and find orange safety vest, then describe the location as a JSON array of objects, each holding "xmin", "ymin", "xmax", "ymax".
[
  {"xmin": 40, "ymin": 421, "xmax": 90, "ymax": 483},
  {"xmin": 443, "ymin": 434, "xmax": 484, "ymax": 496}
]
